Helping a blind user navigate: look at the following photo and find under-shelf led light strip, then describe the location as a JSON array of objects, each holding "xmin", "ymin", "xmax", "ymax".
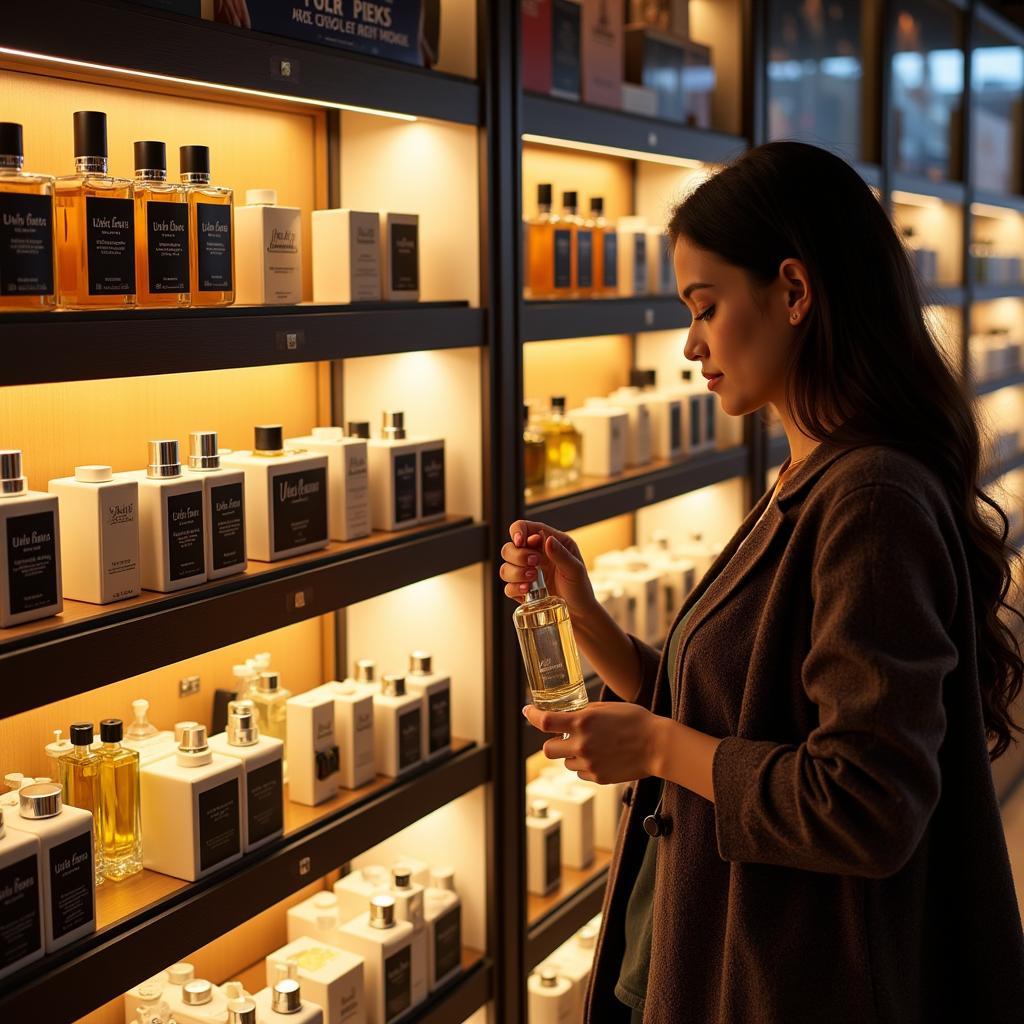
[
  {"xmin": 0, "ymin": 45, "xmax": 417, "ymax": 122},
  {"xmin": 522, "ymin": 132, "xmax": 707, "ymax": 169}
]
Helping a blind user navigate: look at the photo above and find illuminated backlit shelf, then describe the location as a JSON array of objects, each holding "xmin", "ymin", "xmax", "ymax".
[
  {"xmin": 973, "ymin": 189, "xmax": 1024, "ymax": 216},
  {"xmin": 923, "ymin": 285, "xmax": 966, "ymax": 307},
  {"xmin": 890, "ymin": 172, "xmax": 966, "ymax": 206},
  {"xmin": 521, "ymin": 296, "xmax": 690, "ymax": 342},
  {"xmin": 974, "ymin": 369, "xmax": 1024, "ymax": 396},
  {"xmin": 973, "ymin": 284, "xmax": 1024, "ymax": 302}
]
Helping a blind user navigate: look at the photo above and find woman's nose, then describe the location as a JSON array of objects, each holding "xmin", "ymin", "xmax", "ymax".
[{"xmin": 683, "ymin": 328, "xmax": 706, "ymax": 363}]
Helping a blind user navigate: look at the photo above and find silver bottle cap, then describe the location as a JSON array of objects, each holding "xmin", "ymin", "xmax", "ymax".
[
  {"xmin": 382, "ymin": 410, "xmax": 406, "ymax": 440},
  {"xmin": 19, "ymin": 782, "xmax": 63, "ymax": 819},
  {"xmin": 0, "ymin": 450, "xmax": 27, "ymax": 495},
  {"xmin": 539, "ymin": 968, "xmax": 559, "ymax": 988},
  {"xmin": 226, "ymin": 700, "xmax": 259, "ymax": 745},
  {"xmin": 167, "ymin": 963, "xmax": 195, "ymax": 985},
  {"xmin": 272, "ymin": 979, "xmax": 302, "ymax": 1014},
  {"xmin": 182, "ymin": 980, "xmax": 214, "ymax": 1006},
  {"xmin": 577, "ymin": 924, "xmax": 598, "ymax": 948},
  {"xmin": 370, "ymin": 894, "xmax": 396, "ymax": 929},
  {"xmin": 530, "ymin": 799, "xmax": 549, "ymax": 819},
  {"xmin": 178, "ymin": 724, "xmax": 209, "ymax": 754},
  {"xmin": 174, "ymin": 720, "xmax": 200, "ymax": 744},
  {"xmin": 409, "ymin": 651, "xmax": 432, "ymax": 674},
  {"xmin": 188, "ymin": 431, "xmax": 221, "ymax": 470},
  {"xmin": 523, "ymin": 568, "xmax": 550, "ymax": 603},
  {"xmin": 147, "ymin": 439, "xmax": 182, "ymax": 479},
  {"xmin": 226, "ymin": 998, "xmax": 257, "ymax": 1024},
  {"xmin": 258, "ymin": 671, "xmax": 280, "ymax": 693},
  {"xmin": 391, "ymin": 865, "xmax": 412, "ymax": 889},
  {"xmin": 382, "ymin": 674, "xmax": 406, "ymax": 697},
  {"xmin": 355, "ymin": 659, "xmax": 375, "ymax": 683},
  {"xmin": 430, "ymin": 866, "xmax": 455, "ymax": 891}
]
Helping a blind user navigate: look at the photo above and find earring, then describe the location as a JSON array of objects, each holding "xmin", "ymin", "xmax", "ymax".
[{"xmin": 790, "ymin": 313, "xmax": 799, "ymax": 323}]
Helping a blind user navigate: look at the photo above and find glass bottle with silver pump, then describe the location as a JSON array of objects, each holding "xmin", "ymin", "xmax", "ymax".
[
  {"xmin": 249, "ymin": 670, "xmax": 291, "ymax": 752},
  {"xmin": 184, "ymin": 430, "xmax": 247, "ymax": 580}
]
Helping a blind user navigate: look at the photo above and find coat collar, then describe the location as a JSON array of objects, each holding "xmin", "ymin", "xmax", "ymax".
[{"xmin": 774, "ymin": 439, "xmax": 858, "ymax": 510}]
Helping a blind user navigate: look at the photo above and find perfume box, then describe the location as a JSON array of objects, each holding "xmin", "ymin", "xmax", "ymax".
[
  {"xmin": 381, "ymin": 213, "xmax": 420, "ymax": 302},
  {"xmin": 312, "ymin": 209, "xmax": 382, "ymax": 304},
  {"xmin": 616, "ymin": 216, "xmax": 648, "ymax": 297},
  {"xmin": 567, "ymin": 405, "xmax": 628, "ymax": 477},
  {"xmin": 622, "ymin": 82, "xmax": 658, "ymax": 116},
  {"xmin": 234, "ymin": 191, "xmax": 302, "ymax": 305},
  {"xmin": 551, "ymin": 0, "xmax": 582, "ymax": 100},
  {"xmin": 286, "ymin": 690, "xmax": 341, "ymax": 807},
  {"xmin": 286, "ymin": 428, "xmax": 370, "ymax": 543},
  {"xmin": 522, "ymin": 0, "xmax": 553, "ymax": 94},
  {"xmin": 581, "ymin": 0, "xmax": 623, "ymax": 109},
  {"xmin": 646, "ymin": 229, "xmax": 675, "ymax": 295},
  {"xmin": 625, "ymin": 25, "xmax": 686, "ymax": 123},
  {"xmin": 266, "ymin": 936, "xmax": 365, "ymax": 1024}
]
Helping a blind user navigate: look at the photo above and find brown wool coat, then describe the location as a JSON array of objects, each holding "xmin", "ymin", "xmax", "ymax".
[{"xmin": 584, "ymin": 442, "xmax": 1024, "ymax": 1024}]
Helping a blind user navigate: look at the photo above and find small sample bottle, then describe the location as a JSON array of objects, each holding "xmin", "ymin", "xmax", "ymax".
[
  {"xmin": 390, "ymin": 866, "xmax": 428, "ymax": 1008},
  {"xmin": 55, "ymin": 110, "xmax": 135, "ymax": 309},
  {"xmin": 567, "ymin": 400, "xmax": 628, "ymax": 478},
  {"xmin": 404, "ymin": 651, "xmax": 451, "ymax": 762},
  {"xmin": 265, "ymin": 936, "xmax": 364, "ymax": 1024},
  {"xmin": 122, "ymin": 699, "xmax": 177, "ymax": 764},
  {"xmin": 563, "ymin": 190, "xmax": 591, "ymax": 297},
  {"xmin": 313, "ymin": 679, "xmax": 375, "ymax": 789},
  {"xmin": 527, "ymin": 770, "xmax": 595, "ymax": 870},
  {"xmin": 0, "ymin": 449, "xmax": 63, "ymax": 627},
  {"xmin": 222, "ymin": 426, "xmax": 329, "ymax": 562},
  {"xmin": 286, "ymin": 689, "xmax": 340, "ymax": 807},
  {"xmin": 333, "ymin": 864, "xmax": 391, "ymax": 922},
  {"xmin": 250, "ymin": 671, "xmax": 291, "ymax": 754},
  {"xmin": 97, "ymin": 718, "xmax": 143, "ymax": 881},
  {"xmin": 234, "ymin": 188, "xmax": 302, "ymax": 305},
  {"xmin": 133, "ymin": 140, "xmax": 189, "ymax": 308},
  {"xmin": 0, "ymin": 121, "xmax": 56, "ymax": 311},
  {"xmin": 0, "ymin": 805, "xmax": 44, "ymax": 981},
  {"xmin": 367, "ymin": 412, "xmax": 421, "ymax": 532},
  {"xmin": 590, "ymin": 196, "xmax": 617, "ymax": 296},
  {"xmin": 7, "ymin": 782, "xmax": 95, "ymax": 953},
  {"xmin": 209, "ymin": 699, "xmax": 284, "ymax": 852},
  {"xmin": 424, "ymin": 867, "xmax": 461, "ymax": 992},
  {"xmin": 523, "ymin": 403, "xmax": 548, "ymax": 498},
  {"xmin": 253, "ymin": 973, "xmax": 324, "ymax": 1024},
  {"xmin": 605, "ymin": 386, "xmax": 653, "ymax": 467},
  {"xmin": 184, "ymin": 431, "xmax": 247, "ymax": 580},
  {"xmin": 540, "ymin": 397, "xmax": 582, "ymax": 488},
  {"xmin": 373, "ymin": 674, "xmax": 423, "ymax": 778},
  {"xmin": 526, "ymin": 799, "xmax": 562, "ymax": 897},
  {"xmin": 58, "ymin": 723, "xmax": 105, "ymax": 884},
  {"xmin": 514, "ymin": 570, "xmax": 588, "ymax": 712},
  {"xmin": 524, "ymin": 183, "xmax": 571, "ymax": 299},
  {"xmin": 180, "ymin": 145, "xmax": 233, "ymax": 306},
  {"xmin": 286, "ymin": 890, "xmax": 341, "ymax": 944},
  {"xmin": 140, "ymin": 724, "xmax": 243, "ymax": 882},
  {"xmin": 48, "ymin": 465, "xmax": 141, "ymax": 605},
  {"xmin": 527, "ymin": 967, "xmax": 574, "ymax": 1023}
]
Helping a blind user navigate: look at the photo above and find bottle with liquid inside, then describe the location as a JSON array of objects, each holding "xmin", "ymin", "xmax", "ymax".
[
  {"xmin": 525, "ymin": 182, "xmax": 572, "ymax": 299},
  {"xmin": 180, "ymin": 145, "xmax": 233, "ymax": 307},
  {"xmin": 58, "ymin": 722, "xmax": 106, "ymax": 884},
  {"xmin": 523, "ymin": 403, "xmax": 548, "ymax": 498},
  {"xmin": 98, "ymin": 718, "xmax": 143, "ymax": 880},
  {"xmin": 541, "ymin": 396, "xmax": 582, "ymax": 488}
]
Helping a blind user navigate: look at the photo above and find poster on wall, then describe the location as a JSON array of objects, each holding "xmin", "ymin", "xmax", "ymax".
[{"xmin": 214, "ymin": 0, "xmax": 441, "ymax": 67}]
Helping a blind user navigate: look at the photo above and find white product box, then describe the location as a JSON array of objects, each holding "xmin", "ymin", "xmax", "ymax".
[
  {"xmin": 286, "ymin": 690, "xmax": 341, "ymax": 807},
  {"xmin": 287, "ymin": 428, "xmax": 370, "ymax": 543},
  {"xmin": 567, "ymin": 404, "xmax": 628, "ymax": 477},
  {"xmin": 267, "ymin": 935, "xmax": 365, "ymax": 1024},
  {"xmin": 234, "ymin": 189, "xmax": 302, "ymax": 305},
  {"xmin": 313, "ymin": 209, "xmax": 382, "ymax": 304}
]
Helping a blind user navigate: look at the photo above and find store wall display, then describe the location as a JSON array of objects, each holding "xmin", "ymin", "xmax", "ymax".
[
  {"xmin": 312, "ymin": 209, "xmax": 382, "ymax": 304},
  {"xmin": 235, "ymin": 188, "xmax": 302, "ymax": 306},
  {"xmin": 971, "ymin": 21, "xmax": 1024, "ymax": 196},
  {"xmin": 970, "ymin": 328, "xmax": 1023, "ymax": 381}
]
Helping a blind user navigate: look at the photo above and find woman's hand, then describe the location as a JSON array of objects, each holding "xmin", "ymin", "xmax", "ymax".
[{"xmin": 500, "ymin": 519, "xmax": 596, "ymax": 614}]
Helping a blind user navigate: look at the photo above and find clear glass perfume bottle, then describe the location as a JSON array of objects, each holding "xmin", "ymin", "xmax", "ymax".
[
  {"xmin": 514, "ymin": 570, "xmax": 588, "ymax": 712},
  {"xmin": 98, "ymin": 718, "xmax": 143, "ymax": 881},
  {"xmin": 523, "ymin": 403, "xmax": 548, "ymax": 498},
  {"xmin": 58, "ymin": 722, "xmax": 106, "ymax": 884},
  {"xmin": 133, "ymin": 140, "xmax": 189, "ymax": 308},
  {"xmin": 540, "ymin": 397, "xmax": 582, "ymax": 488},
  {"xmin": 250, "ymin": 670, "xmax": 290, "ymax": 752}
]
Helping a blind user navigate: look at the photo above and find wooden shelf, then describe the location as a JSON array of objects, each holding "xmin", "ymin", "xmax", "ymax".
[
  {"xmin": 0, "ymin": 516, "xmax": 487, "ymax": 716},
  {"xmin": 972, "ymin": 189, "xmax": 1024, "ymax": 215},
  {"xmin": 0, "ymin": 741, "xmax": 490, "ymax": 1021},
  {"xmin": 0, "ymin": 301, "xmax": 483, "ymax": 386},
  {"xmin": 521, "ymin": 296, "xmax": 690, "ymax": 341}
]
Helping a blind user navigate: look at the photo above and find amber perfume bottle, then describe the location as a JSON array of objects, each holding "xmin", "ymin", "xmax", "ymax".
[
  {"xmin": 523, "ymin": 404, "xmax": 547, "ymax": 498},
  {"xmin": 562, "ymin": 191, "xmax": 590, "ymax": 297},
  {"xmin": 180, "ymin": 145, "xmax": 234, "ymax": 306},
  {"xmin": 97, "ymin": 718, "xmax": 143, "ymax": 881},
  {"xmin": 525, "ymin": 183, "xmax": 572, "ymax": 299},
  {"xmin": 589, "ymin": 196, "xmax": 617, "ymax": 295},
  {"xmin": 58, "ymin": 722, "xmax": 106, "ymax": 884},
  {"xmin": 133, "ymin": 140, "xmax": 189, "ymax": 308},
  {"xmin": 55, "ymin": 111, "xmax": 136, "ymax": 309}
]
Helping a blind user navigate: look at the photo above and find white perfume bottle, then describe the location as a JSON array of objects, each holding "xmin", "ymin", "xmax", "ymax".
[
  {"xmin": 123, "ymin": 973, "xmax": 170, "ymax": 1024},
  {"xmin": 266, "ymin": 935, "xmax": 365, "ymax": 1024},
  {"xmin": 367, "ymin": 412, "xmax": 420, "ymax": 532},
  {"xmin": 183, "ymin": 431, "xmax": 247, "ymax": 580},
  {"xmin": 527, "ymin": 772, "xmax": 596, "ymax": 870},
  {"xmin": 389, "ymin": 866, "xmax": 428, "ymax": 1007},
  {"xmin": 336, "ymin": 895, "xmax": 416, "ymax": 1024},
  {"xmin": 645, "ymin": 534, "xmax": 697, "ymax": 634},
  {"xmin": 122, "ymin": 699, "xmax": 177, "ymax": 765},
  {"xmin": 253, "ymin": 968, "xmax": 325, "ymax": 1024},
  {"xmin": 286, "ymin": 427, "xmax": 370, "ymax": 542},
  {"xmin": 286, "ymin": 689, "xmax": 340, "ymax": 807},
  {"xmin": 287, "ymin": 890, "xmax": 342, "ymax": 945},
  {"xmin": 48, "ymin": 464, "xmax": 140, "ymax": 604},
  {"xmin": 423, "ymin": 866, "xmax": 461, "ymax": 992},
  {"xmin": 555, "ymin": 923, "xmax": 599, "ymax": 1018},
  {"xmin": 209, "ymin": 699, "xmax": 284, "ymax": 852},
  {"xmin": 0, "ymin": 449, "xmax": 62, "ymax": 627},
  {"xmin": 630, "ymin": 369, "xmax": 683, "ymax": 460},
  {"xmin": 372, "ymin": 675, "xmax": 423, "ymax": 779},
  {"xmin": 665, "ymin": 370, "xmax": 715, "ymax": 455},
  {"xmin": 129, "ymin": 440, "xmax": 207, "ymax": 592},
  {"xmin": 140, "ymin": 724, "xmax": 243, "ymax": 881},
  {"xmin": 527, "ymin": 967, "xmax": 575, "ymax": 1024},
  {"xmin": 594, "ymin": 552, "xmax": 662, "ymax": 646},
  {"xmin": 223, "ymin": 425, "xmax": 329, "ymax": 562},
  {"xmin": 6, "ymin": 782, "xmax": 95, "ymax": 953},
  {"xmin": 309, "ymin": 680, "xmax": 375, "ymax": 789},
  {"xmin": 234, "ymin": 188, "xmax": 302, "ymax": 305},
  {"xmin": 333, "ymin": 864, "xmax": 391, "ymax": 923},
  {"xmin": 312, "ymin": 208, "xmax": 382, "ymax": 304},
  {"xmin": 404, "ymin": 652, "xmax": 451, "ymax": 762},
  {"xmin": 526, "ymin": 799, "xmax": 562, "ymax": 897},
  {"xmin": 567, "ymin": 403, "xmax": 628, "ymax": 477},
  {"xmin": 546, "ymin": 760, "xmax": 626, "ymax": 852},
  {"xmin": 173, "ymin": 978, "xmax": 231, "ymax": 1024},
  {"xmin": 0, "ymin": 806, "xmax": 44, "ymax": 981},
  {"xmin": 604, "ymin": 387, "xmax": 652, "ymax": 467}
]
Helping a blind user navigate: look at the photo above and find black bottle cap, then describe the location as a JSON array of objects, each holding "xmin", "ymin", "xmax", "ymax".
[
  {"xmin": 681, "ymin": 369, "xmax": 693, "ymax": 382},
  {"xmin": 0, "ymin": 122, "xmax": 24, "ymax": 158},
  {"xmin": 537, "ymin": 183, "xmax": 552, "ymax": 206},
  {"xmin": 179, "ymin": 145, "xmax": 211, "ymax": 176},
  {"xmin": 100, "ymin": 718, "xmax": 123, "ymax": 743},
  {"xmin": 254, "ymin": 424, "xmax": 283, "ymax": 451},
  {"xmin": 590, "ymin": 196, "xmax": 604, "ymax": 215},
  {"xmin": 523, "ymin": 402, "xmax": 531, "ymax": 426},
  {"xmin": 69, "ymin": 722, "xmax": 94, "ymax": 745},
  {"xmin": 347, "ymin": 421, "xmax": 370, "ymax": 439},
  {"xmin": 630, "ymin": 368, "xmax": 657, "ymax": 388},
  {"xmin": 134, "ymin": 140, "xmax": 167, "ymax": 172},
  {"xmin": 73, "ymin": 111, "xmax": 108, "ymax": 159},
  {"xmin": 562, "ymin": 191, "xmax": 578, "ymax": 208}
]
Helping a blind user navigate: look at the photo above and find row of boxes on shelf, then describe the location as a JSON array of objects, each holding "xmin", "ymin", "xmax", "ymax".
[
  {"xmin": 971, "ymin": 241, "xmax": 1023, "ymax": 287},
  {"xmin": 970, "ymin": 327, "xmax": 1023, "ymax": 382},
  {"xmin": 901, "ymin": 229, "xmax": 940, "ymax": 286},
  {"xmin": 522, "ymin": 0, "xmax": 714, "ymax": 126},
  {"xmin": 528, "ymin": 916, "xmax": 602, "ymax": 1024},
  {"xmin": 0, "ymin": 113, "xmax": 421, "ymax": 312},
  {"xmin": 0, "ymin": 416, "xmax": 445, "ymax": 626}
]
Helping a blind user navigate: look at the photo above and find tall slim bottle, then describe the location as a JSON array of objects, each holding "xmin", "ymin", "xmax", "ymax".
[
  {"xmin": 540, "ymin": 397, "xmax": 582, "ymax": 488},
  {"xmin": 58, "ymin": 722, "xmax": 105, "ymax": 884},
  {"xmin": 180, "ymin": 145, "xmax": 234, "ymax": 307},
  {"xmin": 525, "ymin": 183, "xmax": 572, "ymax": 299},
  {"xmin": 562, "ymin": 191, "xmax": 590, "ymax": 297},
  {"xmin": 97, "ymin": 718, "xmax": 143, "ymax": 881},
  {"xmin": 133, "ymin": 140, "xmax": 190, "ymax": 308}
]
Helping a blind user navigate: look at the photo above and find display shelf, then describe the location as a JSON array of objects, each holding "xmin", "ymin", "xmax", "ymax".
[
  {"xmin": 0, "ymin": 516, "xmax": 487, "ymax": 716},
  {"xmin": 890, "ymin": 172, "xmax": 966, "ymax": 205},
  {"xmin": 923, "ymin": 285, "xmax": 967, "ymax": 307},
  {"xmin": 0, "ymin": 741, "xmax": 489, "ymax": 1021},
  {"xmin": 523, "ymin": 677, "xmax": 604, "ymax": 759},
  {"xmin": 521, "ymin": 296, "xmax": 690, "ymax": 342},
  {"xmin": 974, "ymin": 369, "xmax": 1024, "ymax": 396},
  {"xmin": 983, "ymin": 450, "xmax": 1024, "ymax": 487},
  {"xmin": 0, "ymin": 302, "xmax": 483, "ymax": 386},
  {"xmin": 973, "ymin": 189, "xmax": 1024, "ymax": 216},
  {"xmin": 972, "ymin": 284, "xmax": 1024, "ymax": 302},
  {"xmin": 2, "ymin": 0, "xmax": 481, "ymax": 126},
  {"xmin": 767, "ymin": 433, "xmax": 790, "ymax": 469},
  {"xmin": 525, "ymin": 849, "xmax": 612, "ymax": 971},
  {"xmin": 526, "ymin": 447, "xmax": 748, "ymax": 532},
  {"xmin": 522, "ymin": 93, "xmax": 747, "ymax": 165}
]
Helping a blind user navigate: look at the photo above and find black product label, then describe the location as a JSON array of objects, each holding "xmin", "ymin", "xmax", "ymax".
[
  {"xmin": 420, "ymin": 446, "xmax": 445, "ymax": 519},
  {"xmin": 398, "ymin": 707, "xmax": 422, "ymax": 771},
  {"xmin": 632, "ymin": 233, "xmax": 647, "ymax": 294},
  {"xmin": 48, "ymin": 829, "xmax": 93, "ymax": 941},
  {"xmin": 427, "ymin": 689, "xmax": 451, "ymax": 755},
  {"xmin": 602, "ymin": 232, "xmax": 618, "ymax": 288},
  {"xmin": 704, "ymin": 394, "xmax": 716, "ymax": 443},
  {"xmin": 198, "ymin": 778, "xmax": 240, "ymax": 872},
  {"xmin": 553, "ymin": 229, "xmax": 571, "ymax": 289},
  {"xmin": 166, "ymin": 490, "xmax": 205, "ymax": 582},
  {"xmin": 196, "ymin": 202, "xmax": 232, "ymax": 291},
  {"xmin": 6, "ymin": 509, "xmax": 58, "ymax": 616},
  {"xmin": 0, "ymin": 852, "xmax": 41, "ymax": 968},
  {"xmin": 390, "ymin": 222, "xmax": 419, "ymax": 292},
  {"xmin": 689, "ymin": 396, "xmax": 701, "ymax": 449},
  {"xmin": 246, "ymin": 758, "xmax": 283, "ymax": 846},
  {"xmin": 393, "ymin": 453, "xmax": 418, "ymax": 525},
  {"xmin": 384, "ymin": 944, "xmax": 412, "ymax": 1020},
  {"xmin": 0, "ymin": 193, "xmax": 54, "ymax": 296},
  {"xmin": 670, "ymin": 403, "xmax": 682, "ymax": 453},
  {"xmin": 545, "ymin": 825, "xmax": 561, "ymax": 889},
  {"xmin": 85, "ymin": 196, "xmax": 135, "ymax": 295},
  {"xmin": 145, "ymin": 200, "xmax": 189, "ymax": 293},
  {"xmin": 552, "ymin": 0, "xmax": 582, "ymax": 97},
  {"xmin": 272, "ymin": 467, "xmax": 328, "ymax": 555},
  {"xmin": 433, "ymin": 905, "xmax": 461, "ymax": 983},
  {"xmin": 577, "ymin": 229, "xmax": 593, "ymax": 289},
  {"xmin": 316, "ymin": 744, "xmax": 341, "ymax": 780},
  {"xmin": 210, "ymin": 481, "xmax": 245, "ymax": 571}
]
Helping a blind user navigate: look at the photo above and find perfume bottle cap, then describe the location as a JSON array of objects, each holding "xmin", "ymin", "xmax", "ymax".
[
  {"xmin": 100, "ymin": 718, "xmax": 123, "ymax": 743},
  {"xmin": 530, "ymin": 799, "xmax": 549, "ymax": 819},
  {"xmin": 178, "ymin": 723, "xmax": 209, "ymax": 754},
  {"xmin": 382, "ymin": 674, "xmax": 406, "ymax": 697},
  {"xmin": 391, "ymin": 865, "xmax": 412, "ymax": 888},
  {"xmin": 4, "ymin": 773, "xmax": 24, "ymax": 791},
  {"xmin": 577, "ymin": 924, "xmax": 598, "ymax": 948},
  {"xmin": 0, "ymin": 450, "xmax": 27, "ymax": 496},
  {"xmin": 346, "ymin": 421, "xmax": 370, "ymax": 440},
  {"xmin": 369, "ymin": 894, "xmax": 397, "ymax": 929},
  {"xmin": 630, "ymin": 368, "xmax": 657, "ymax": 389},
  {"xmin": 336, "ymin": 681, "xmax": 357, "ymax": 696},
  {"xmin": 136, "ymin": 978, "xmax": 165, "ymax": 1002},
  {"xmin": 537, "ymin": 183, "xmax": 552, "ymax": 207},
  {"xmin": 188, "ymin": 431, "xmax": 221, "ymax": 470},
  {"xmin": 254, "ymin": 424, "xmax": 284, "ymax": 453},
  {"xmin": 550, "ymin": 396, "xmax": 567, "ymax": 414},
  {"xmin": 272, "ymin": 979, "xmax": 302, "ymax": 1014},
  {"xmin": 167, "ymin": 963, "xmax": 195, "ymax": 985},
  {"xmin": 182, "ymin": 980, "xmax": 214, "ymax": 1006},
  {"xmin": 226, "ymin": 998, "xmax": 257, "ymax": 1024},
  {"xmin": 0, "ymin": 122, "xmax": 24, "ymax": 159},
  {"xmin": 355, "ymin": 659, "xmax": 375, "ymax": 683},
  {"xmin": 409, "ymin": 650, "xmax": 432, "ymax": 674},
  {"xmin": 45, "ymin": 729, "xmax": 72, "ymax": 760},
  {"xmin": 590, "ymin": 196, "xmax": 604, "ymax": 215},
  {"xmin": 74, "ymin": 465, "xmax": 113, "ymax": 483},
  {"xmin": 147, "ymin": 440, "xmax": 182, "ymax": 478},
  {"xmin": 252, "ymin": 652, "xmax": 272, "ymax": 671},
  {"xmin": 523, "ymin": 568, "xmax": 550, "ymax": 603},
  {"xmin": 73, "ymin": 110, "xmax": 108, "ymax": 159},
  {"xmin": 430, "ymin": 865, "xmax": 456, "ymax": 891},
  {"xmin": 134, "ymin": 140, "xmax": 167, "ymax": 174},
  {"xmin": 310, "ymin": 426, "xmax": 344, "ymax": 441},
  {"xmin": 562, "ymin": 190, "xmax": 578, "ymax": 211},
  {"xmin": 226, "ymin": 700, "xmax": 259, "ymax": 745},
  {"xmin": 70, "ymin": 722, "xmax": 94, "ymax": 746},
  {"xmin": 539, "ymin": 968, "xmax": 559, "ymax": 988},
  {"xmin": 258, "ymin": 671, "xmax": 281, "ymax": 693},
  {"xmin": 381, "ymin": 410, "xmax": 406, "ymax": 440},
  {"xmin": 245, "ymin": 188, "xmax": 277, "ymax": 206},
  {"xmin": 19, "ymin": 782, "xmax": 63, "ymax": 819},
  {"xmin": 179, "ymin": 144, "xmax": 211, "ymax": 176},
  {"xmin": 232, "ymin": 663, "xmax": 254, "ymax": 684}
]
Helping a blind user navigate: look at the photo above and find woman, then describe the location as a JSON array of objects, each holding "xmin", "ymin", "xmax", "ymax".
[{"xmin": 502, "ymin": 142, "xmax": 1024, "ymax": 1023}]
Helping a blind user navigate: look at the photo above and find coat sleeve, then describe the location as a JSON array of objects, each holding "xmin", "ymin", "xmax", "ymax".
[
  {"xmin": 599, "ymin": 634, "xmax": 662, "ymax": 710},
  {"xmin": 711, "ymin": 482, "xmax": 958, "ymax": 879}
]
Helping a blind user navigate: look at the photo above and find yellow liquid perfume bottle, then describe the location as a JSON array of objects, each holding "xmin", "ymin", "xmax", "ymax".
[
  {"xmin": 133, "ymin": 140, "xmax": 190, "ymax": 308},
  {"xmin": 541, "ymin": 396, "xmax": 582, "ymax": 488},
  {"xmin": 180, "ymin": 144, "xmax": 234, "ymax": 307},
  {"xmin": 58, "ymin": 722, "xmax": 106, "ymax": 884},
  {"xmin": 523, "ymin": 403, "xmax": 548, "ymax": 498},
  {"xmin": 250, "ymin": 670, "xmax": 291, "ymax": 755},
  {"xmin": 514, "ymin": 569, "xmax": 588, "ymax": 712},
  {"xmin": 97, "ymin": 718, "xmax": 143, "ymax": 881}
]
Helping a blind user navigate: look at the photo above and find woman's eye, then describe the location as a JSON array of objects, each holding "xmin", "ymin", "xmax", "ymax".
[{"xmin": 695, "ymin": 305, "xmax": 715, "ymax": 322}]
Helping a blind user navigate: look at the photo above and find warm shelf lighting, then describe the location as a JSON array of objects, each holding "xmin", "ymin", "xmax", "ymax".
[
  {"xmin": 522, "ymin": 132, "xmax": 708, "ymax": 169},
  {"xmin": 971, "ymin": 201, "xmax": 1022, "ymax": 220},
  {"xmin": 891, "ymin": 189, "xmax": 944, "ymax": 209},
  {"xmin": 0, "ymin": 46, "xmax": 417, "ymax": 122}
]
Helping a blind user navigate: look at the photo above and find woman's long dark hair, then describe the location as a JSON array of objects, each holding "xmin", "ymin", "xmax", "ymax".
[{"xmin": 668, "ymin": 140, "xmax": 1023, "ymax": 759}]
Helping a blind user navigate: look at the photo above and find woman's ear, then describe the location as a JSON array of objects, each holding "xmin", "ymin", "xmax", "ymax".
[{"xmin": 778, "ymin": 258, "xmax": 812, "ymax": 327}]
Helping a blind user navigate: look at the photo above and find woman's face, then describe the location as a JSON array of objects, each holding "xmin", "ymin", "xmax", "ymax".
[{"xmin": 675, "ymin": 236, "xmax": 801, "ymax": 418}]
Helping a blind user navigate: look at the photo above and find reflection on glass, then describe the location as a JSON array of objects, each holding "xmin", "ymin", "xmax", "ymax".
[
  {"xmin": 972, "ymin": 22, "xmax": 1024, "ymax": 195},
  {"xmin": 891, "ymin": 2, "xmax": 964, "ymax": 182},
  {"xmin": 767, "ymin": 0, "xmax": 865, "ymax": 158}
]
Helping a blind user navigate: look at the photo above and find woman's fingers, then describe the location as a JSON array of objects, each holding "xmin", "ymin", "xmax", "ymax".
[
  {"xmin": 500, "ymin": 541, "xmax": 543, "ymax": 567},
  {"xmin": 499, "ymin": 562, "xmax": 538, "ymax": 585},
  {"xmin": 508, "ymin": 519, "xmax": 572, "ymax": 551}
]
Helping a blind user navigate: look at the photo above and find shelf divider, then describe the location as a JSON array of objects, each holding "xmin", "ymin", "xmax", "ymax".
[{"xmin": 521, "ymin": 296, "xmax": 690, "ymax": 342}]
